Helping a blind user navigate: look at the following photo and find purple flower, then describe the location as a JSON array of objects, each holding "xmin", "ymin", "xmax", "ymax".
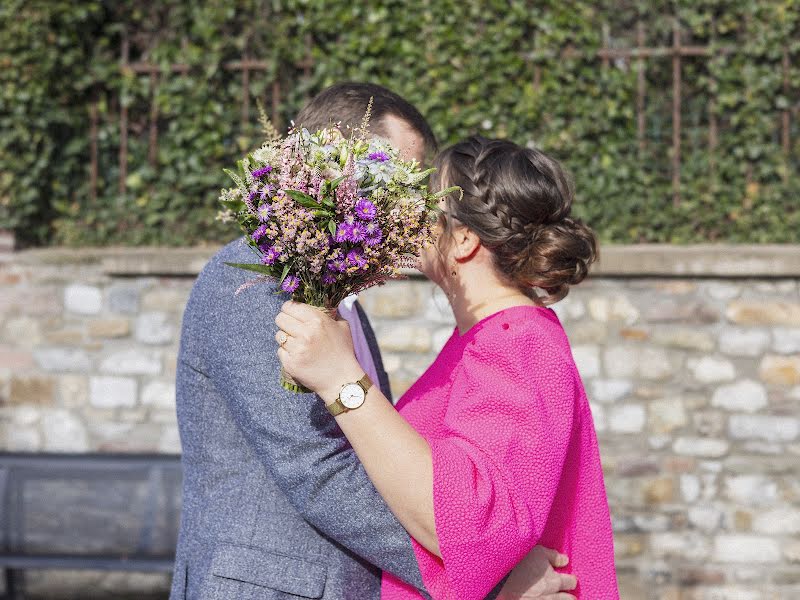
[
  {"xmin": 328, "ymin": 257, "xmax": 347, "ymax": 273},
  {"xmin": 252, "ymin": 224, "xmax": 269, "ymax": 242},
  {"xmin": 252, "ymin": 165, "xmax": 273, "ymax": 178},
  {"xmin": 281, "ymin": 275, "xmax": 300, "ymax": 293},
  {"xmin": 322, "ymin": 271, "xmax": 337, "ymax": 285},
  {"xmin": 261, "ymin": 246, "xmax": 280, "ymax": 265},
  {"xmin": 346, "ymin": 247, "xmax": 368, "ymax": 269},
  {"xmin": 257, "ymin": 204, "xmax": 271, "ymax": 222},
  {"xmin": 354, "ymin": 198, "xmax": 377, "ymax": 220},
  {"xmin": 364, "ymin": 224, "xmax": 383, "ymax": 247},
  {"xmin": 335, "ymin": 223, "xmax": 353, "ymax": 243},
  {"xmin": 368, "ymin": 152, "xmax": 390, "ymax": 162},
  {"xmin": 349, "ymin": 221, "xmax": 366, "ymax": 243},
  {"xmin": 260, "ymin": 185, "xmax": 274, "ymax": 200}
]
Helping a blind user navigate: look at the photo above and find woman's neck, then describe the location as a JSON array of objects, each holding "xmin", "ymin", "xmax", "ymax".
[{"xmin": 449, "ymin": 280, "xmax": 537, "ymax": 335}]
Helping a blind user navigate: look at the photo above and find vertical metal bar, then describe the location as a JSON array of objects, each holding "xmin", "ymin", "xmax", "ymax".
[
  {"xmin": 636, "ymin": 21, "xmax": 646, "ymax": 156},
  {"xmin": 241, "ymin": 37, "xmax": 250, "ymax": 130},
  {"xmin": 272, "ymin": 79, "xmax": 281, "ymax": 131},
  {"xmin": 601, "ymin": 23, "xmax": 610, "ymax": 71},
  {"xmin": 709, "ymin": 18, "xmax": 718, "ymax": 177},
  {"xmin": 89, "ymin": 100, "xmax": 99, "ymax": 203},
  {"xmin": 782, "ymin": 48, "xmax": 791, "ymax": 181},
  {"xmin": 672, "ymin": 18, "xmax": 682, "ymax": 207},
  {"xmin": 119, "ymin": 31, "xmax": 129, "ymax": 197},
  {"xmin": 148, "ymin": 71, "xmax": 159, "ymax": 167}
]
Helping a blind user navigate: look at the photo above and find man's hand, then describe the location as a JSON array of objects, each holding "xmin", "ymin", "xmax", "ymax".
[{"xmin": 496, "ymin": 546, "xmax": 578, "ymax": 599}]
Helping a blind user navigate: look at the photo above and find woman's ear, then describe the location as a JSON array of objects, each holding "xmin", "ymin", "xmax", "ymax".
[{"xmin": 453, "ymin": 227, "xmax": 481, "ymax": 262}]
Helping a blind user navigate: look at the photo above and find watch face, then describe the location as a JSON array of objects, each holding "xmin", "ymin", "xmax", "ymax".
[{"xmin": 340, "ymin": 383, "xmax": 366, "ymax": 409}]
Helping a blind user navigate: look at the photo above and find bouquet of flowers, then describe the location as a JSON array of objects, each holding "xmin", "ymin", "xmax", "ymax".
[{"xmin": 217, "ymin": 103, "xmax": 454, "ymax": 391}]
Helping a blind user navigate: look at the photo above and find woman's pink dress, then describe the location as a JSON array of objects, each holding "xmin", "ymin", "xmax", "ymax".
[{"xmin": 381, "ymin": 305, "xmax": 619, "ymax": 600}]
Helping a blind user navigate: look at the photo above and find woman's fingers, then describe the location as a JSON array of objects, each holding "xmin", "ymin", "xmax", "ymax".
[
  {"xmin": 275, "ymin": 310, "xmax": 305, "ymax": 338},
  {"xmin": 543, "ymin": 547, "xmax": 569, "ymax": 568},
  {"xmin": 559, "ymin": 574, "xmax": 577, "ymax": 591}
]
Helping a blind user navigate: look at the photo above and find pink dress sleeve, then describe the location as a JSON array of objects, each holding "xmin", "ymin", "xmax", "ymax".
[{"xmin": 413, "ymin": 321, "xmax": 579, "ymax": 600}]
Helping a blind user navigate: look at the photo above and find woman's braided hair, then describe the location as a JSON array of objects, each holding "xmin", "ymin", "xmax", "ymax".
[{"xmin": 432, "ymin": 136, "xmax": 598, "ymax": 305}]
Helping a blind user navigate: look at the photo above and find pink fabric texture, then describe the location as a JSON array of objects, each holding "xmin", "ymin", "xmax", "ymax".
[{"xmin": 381, "ymin": 305, "xmax": 619, "ymax": 600}]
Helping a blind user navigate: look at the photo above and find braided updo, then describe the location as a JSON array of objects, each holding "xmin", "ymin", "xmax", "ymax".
[{"xmin": 433, "ymin": 136, "xmax": 598, "ymax": 305}]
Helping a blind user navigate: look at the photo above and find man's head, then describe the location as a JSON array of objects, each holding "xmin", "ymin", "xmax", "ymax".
[{"xmin": 295, "ymin": 82, "xmax": 437, "ymax": 164}]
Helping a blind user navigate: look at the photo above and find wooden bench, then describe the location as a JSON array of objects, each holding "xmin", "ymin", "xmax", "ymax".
[{"xmin": 0, "ymin": 453, "xmax": 182, "ymax": 599}]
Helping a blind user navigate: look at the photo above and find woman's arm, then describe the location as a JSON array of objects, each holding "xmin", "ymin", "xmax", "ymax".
[{"xmin": 276, "ymin": 301, "xmax": 441, "ymax": 556}]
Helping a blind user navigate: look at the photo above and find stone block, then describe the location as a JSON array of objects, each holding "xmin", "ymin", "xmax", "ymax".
[
  {"xmin": 725, "ymin": 474, "xmax": 778, "ymax": 506},
  {"xmin": 588, "ymin": 402, "xmax": 606, "ymax": 433},
  {"xmin": 89, "ymin": 377, "xmax": 137, "ymax": 408},
  {"xmin": 590, "ymin": 379, "xmax": 633, "ymax": 403},
  {"xmin": 141, "ymin": 381, "xmax": 175, "ymax": 410},
  {"xmin": 688, "ymin": 505, "xmax": 723, "ymax": 532},
  {"xmin": 649, "ymin": 398, "xmax": 687, "ymax": 434},
  {"xmin": 64, "ymin": 284, "xmax": 102, "ymax": 315},
  {"xmin": 41, "ymin": 409, "xmax": 89, "ymax": 452},
  {"xmin": 564, "ymin": 321, "xmax": 607, "ymax": 344},
  {"xmin": 141, "ymin": 287, "xmax": 190, "ymax": 312},
  {"xmin": 729, "ymin": 414, "xmax": 799, "ymax": 442},
  {"xmin": 33, "ymin": 348, "xmax": 90, "ymax": 372},
  {"xmin": 650, "ymin": 531, "xmax": 710, "ymax": 561},
  {"xmin": 604, "ymin": 346, "xmax": 675, "ymax": 380},
  {"xmin": 703, "ymin": 281, "xmax": 742, "ymax": 301},
  {"xmin": 377, "ymin": 325, "xmax": 431, "ymax": 353},
  {"xmin": 100, "ymin": 350, "xmax": 161, "ymax": 375},
  {"xmin": 359, "ymin": 282, "xmax": 423, "ymax": 318},
  {"xmin": 2, "ymin": 316, "xmax": 43, "ymax": 348},
  {"xmin": 712, "ymin": 535, "xmax": 781, "ymax": 563},
  {"xmin": 643, "ymin": 299, "xmax": 718, "ymax": 324},
  {"xmin": 550, "ymin": 295, "xmax": 585, "ymax": 321},
  {"xmin": 643, "ymin": 477, "xmax": 674, "ymax": 504},
  {"xmin": 719, "ymin": 327, "xmax": 770, "ymax": 357},
  {"xmin": 571, "ymin": 345, "xmax": 600, "ymax": 379},
  {"xmin": 432, "ymin": 328, "xmax": 453, "ymax": 353},
  {"xmin": 134, "ymin": 312, "xmax": 174, "ymax": 345},
  {"xmin": 726, "ymin": 301, "xmax": 800, "ymax": 326},
  {"xmin": 9, "ymin": 376, "xmax": 55, "ymax": 405},
  {"xmin": 689, "ymin": 356, "xmax": 736, "ymax": 384},
  {"xmin": 108, "ymin": 284, "xmax": 140, "ymax": 314},
  {"xmin": 159, "ymin": 425, "xmax": 182, "ymax": 453},
  {"xmin": 711, "ymin": 380, "xmax": 768, "ymax": 413},
  {"xmin": 587, "ymin": 296, "xmax": 639, "ymax": 324},
  {"xmin": 88, "ymin": 318, "xmax": 130, "ymax": 338},
  {"xmin": 609, "ymin": 404, "xmax": 646, "ymax": 433},
  {"xmin": 752, "ymin": 508, "xmax": 800, "ymax": 535},
  {"xmin": 653, "ymin": 328, "xmax": 715, "ymax": 352},
  {"xmin": 759, "ymin": 355, "xmax": 800, "ymax": 386},
  {"xmin": 680, "ymin": 474, "xmax": 700, "ymax": 502},
  {"xmin": 2, "ymin": 424, "xmax": 41, "ymax": 451},
  {"xmin": 58, "ymin": 375, "xmax": 88, "ymax": 408},
  {"xmin": 673, "ymin": 437, "xmax": 729, "ymax": 458},
  {"xmin": 773, "ymin": 328, "xmax": 800, "ymax": 354}
]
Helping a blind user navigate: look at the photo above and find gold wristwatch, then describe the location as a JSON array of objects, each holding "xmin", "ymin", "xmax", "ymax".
[{"xmin": 327, "ymin": 374, "xmax": 372, "ymax": 416}]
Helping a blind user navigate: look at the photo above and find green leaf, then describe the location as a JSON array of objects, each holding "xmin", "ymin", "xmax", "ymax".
[
  {"xmin": 328, "ymin": 220, "xmax": 337, "ymax": 236},
  {"xmin": 279, "ymin": 263, "xmax": 291, "ymax": 284},
  {"xmin": 223, "ymin": 262, "xmax": 277, "ymax": 276},
  {"xmin": 284, "ymin": 189, "xmax": 322, "ymax": 209}
]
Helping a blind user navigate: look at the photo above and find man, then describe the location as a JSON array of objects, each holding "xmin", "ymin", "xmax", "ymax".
[{"xmin": 170, "ymin": 82, "xmax": 577, "ymax": 599}]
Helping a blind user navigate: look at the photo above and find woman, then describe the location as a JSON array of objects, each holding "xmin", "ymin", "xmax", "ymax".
[{"xmin": 275, "ymin": 136, "xmax": 619, "ymax": 599}]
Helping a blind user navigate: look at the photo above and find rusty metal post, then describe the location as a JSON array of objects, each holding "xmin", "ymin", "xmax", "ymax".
[
  {"xmin": 148, "ymin": 70, "xmax": 159, "ymax": 167},
  {"xmin": 119, "ymin": 31, "xmax": 129, "ymax": 197},
  {"xmin": 89, "ymin": 100, "xmax": 99, "ymax": 204},
  {"xmin": 636, "ymin": 21, "xmax": 646, "ymax": 156},
  {"xmin": 671, "ymin": 18, "xmax": 682, "ymax": 207}
]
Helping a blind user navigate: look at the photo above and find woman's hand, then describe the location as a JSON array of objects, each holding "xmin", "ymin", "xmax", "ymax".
[
  {"xmin": 275, "ymin": 301, "xmax": 363, "ymax": 398},
  {"xmin": 496, "ymin": 546, "xmax": 577, "ymax": 599}
]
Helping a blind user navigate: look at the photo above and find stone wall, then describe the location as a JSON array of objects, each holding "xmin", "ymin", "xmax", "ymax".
[{"xmin": 1, "ymin": 245, "xmax": 799, "ymax": 599}]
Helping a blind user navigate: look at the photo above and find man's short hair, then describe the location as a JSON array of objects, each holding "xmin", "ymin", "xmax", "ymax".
[{"xmin": 295, "ymin": 82, "xmax": 438, "ymax": 158}]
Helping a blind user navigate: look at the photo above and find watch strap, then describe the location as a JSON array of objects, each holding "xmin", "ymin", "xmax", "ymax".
[{"xmin": 326, "ymin": 373, "xmax": 372, "ymax": 417}]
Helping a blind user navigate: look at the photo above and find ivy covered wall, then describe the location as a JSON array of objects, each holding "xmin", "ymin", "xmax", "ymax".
[{"xmin": 1, "ymin": 0, "xmax": 798, "ymax": 246}]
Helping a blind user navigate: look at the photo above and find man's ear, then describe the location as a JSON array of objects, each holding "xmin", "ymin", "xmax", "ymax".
[{"xmin": 453, "ymin": 227, "xmax": 481, "ymax": 262}]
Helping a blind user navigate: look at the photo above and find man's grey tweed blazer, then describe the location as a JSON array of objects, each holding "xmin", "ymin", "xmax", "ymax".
[{"xmin": 170, "ymin": 238, "xmax": 428, "ymax": 600}]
